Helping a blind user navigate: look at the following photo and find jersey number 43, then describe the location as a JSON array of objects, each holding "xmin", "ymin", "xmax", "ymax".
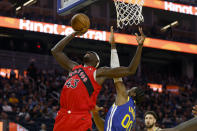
[{"xmin": 65, "ymin": 78, "xmax": 79, "ymax": 89}]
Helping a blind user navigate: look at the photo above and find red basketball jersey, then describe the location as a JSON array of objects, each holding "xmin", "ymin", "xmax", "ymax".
[{"xmin": 60, "ymin": 65, "xmax": 102, "ymax": 111}]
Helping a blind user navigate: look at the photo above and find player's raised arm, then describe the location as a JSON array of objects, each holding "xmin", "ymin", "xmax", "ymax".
[
  {"xmin": 51, "ymin": 14, "xmax": 89, "ymax": 72},
  {"xmin": 51, "ymin": 31, "xmax": 86, "ymax": 71},
  {"xmin": 51, "ymin": 32, "xmax": 79, "ymax": 71},
  {"xmin": 96, "ymin": 27, "xmax": 145, "ymax": 78},
  {"xmin": 109, "ymin": 26, "xmax": 128, "ymax": 104}
]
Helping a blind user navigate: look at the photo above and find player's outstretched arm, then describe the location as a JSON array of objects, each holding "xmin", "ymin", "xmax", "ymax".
[
  {"xmin": 160, "ymin": 117, "xmax": 197, "ymax": 131},
  {"xmin": 160, "ymin": 105, "xmax": 197, "ymax": 131},
  {"xmin": 109, "ymin": 26, "xmax": 128, "ymax": 104},
  {"xmin": 91, "ymin": 105, "xmax": 105, "ymax": 131},
  {"xmin": 51, "ymin": 31, "xmax": 80, "ymax": 71},
  {"xmin": 96, "ymin": 27, "xmax": 145, "ymax": 78}
]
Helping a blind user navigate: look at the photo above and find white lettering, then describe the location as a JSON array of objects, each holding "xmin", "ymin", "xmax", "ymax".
[
  {"xmin": 88, "ymin": 31, "xmax": 95, "ymax": 39},
  {"xmin": 29, "ymin": 22, "xmax": 34, "ymax": 31},
  {"xmin": 79, "ymin": 34, "xmax": 84, "ymax": 38},
  {"xmin": 19, "ymin": 19, "xmax": 30, "ymax": 30},
  {"xmin": 60, "ymin": 31, "xmax": 65, "ymax": 35},
  {"xmin": 65, "ymin": 27, "xmax": 73, "ymax": 36},
  {"xmin": 164, "ymin": 1, "xmax": 194, "ymax": 15},
  {"xmin": 53, "ymin": 24, "xmax": 58, "ymax": 35},
  {"xmin": 174, "ymin": 4, "xmax": 182, "ymax": 12},
  {"xmin": 19, "ymin": 20, "xmax": 107, "ymax": 41},
  {"xmin": 62, "ymin": 25, "xmax": 66, "ymax": 28},
  {"xmin": 43, "ymin": 24, "xmax": 53, "ymax": 34},
  {"xmin": 95, "ymin": 32, "xmax": 102, "ymax": 40},
  {"xmin": 60, "ymin": 25, "xmax": 66, "ymax": 35},
  {"xmin": 195, "ymin": 7, "xmax": 197, "ymax": 15},
  {"xmin": 34, "ymin": 23, "xmax": 43, "ymax": 32},
  {"xmin": 102, "ymin": 31, "xmax": 106, "ymax": 41},
  {"xmin": 83, "ymin": 31, "xmax": 88, "ymax": 39},
  {"xmin": 188, "ymin": 6, "xmax": 193, "ymax": 15},
  {"xmin": 164, "ymin": 1, "xmax": 172, "ymax": 10}
]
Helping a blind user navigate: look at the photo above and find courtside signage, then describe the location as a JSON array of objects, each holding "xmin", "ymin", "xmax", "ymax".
[
  {"xmin": 0, "ymin": 16, "xmax": 197, "ymax": 54},
  {"xmin": 117, "ymin": 0, "xmax": 197, "ymax": 16},
  {"xmin": 0, "ymin": 122, "xmax": 2, "ymax": 131},
  {"xmin": 9, "ymin": 122, "xmax": 28, "ymax": 131}
]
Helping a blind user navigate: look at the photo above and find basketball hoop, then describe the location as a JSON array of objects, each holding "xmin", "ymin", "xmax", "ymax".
[{"xmin": 114, "ymin": 0, "xmax": 144, "ymax": 29}]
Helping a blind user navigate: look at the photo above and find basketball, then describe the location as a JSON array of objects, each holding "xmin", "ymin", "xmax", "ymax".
[{"xmin": 71, "ymin": 13, "xmax": 90, "ymax": 33}]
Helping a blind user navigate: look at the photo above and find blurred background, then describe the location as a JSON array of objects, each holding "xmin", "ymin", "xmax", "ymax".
[{"xmin": 0, "ymin": 0, "xmax": 197, "ymax": 130}]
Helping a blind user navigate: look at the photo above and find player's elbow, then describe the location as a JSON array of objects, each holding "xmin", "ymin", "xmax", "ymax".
[
  {"xmin": 130, "ymin": 70, "xmax": 137, "ymax": 75},
  {"xmin": 51, "ymin": 48, "xmax": 57, "ymax": 56},
  {"xmin": 127, "ymin": 68, "xmax": 136, "ymax": 75},
  {"xmin": 127, "ymin": 71, "xmax": 135, "ymax": 76},
  {"xmin": 51, "ymin": 47, "xmax": 55, "ymax": 53},
  {"xmin": 127, "ymin": 66, "xmax": 138, "ymax": 75}
]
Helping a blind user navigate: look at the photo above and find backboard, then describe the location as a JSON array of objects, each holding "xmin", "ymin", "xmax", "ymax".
[{"xmin": 57, "ymin": 0, "xmax": 98, "ymax": 16}]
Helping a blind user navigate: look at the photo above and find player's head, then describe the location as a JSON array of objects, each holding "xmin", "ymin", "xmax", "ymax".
[
  {"xmin": 128, "ymin": 87, "xmax": 144, "ymax": 105},
  {"xmin": 83, "ymin": 51, "xmax": 100, "ymax": 68},
  {"xmin": 144, "ymin": 111, "xmax": 158, "ymax": 129}
]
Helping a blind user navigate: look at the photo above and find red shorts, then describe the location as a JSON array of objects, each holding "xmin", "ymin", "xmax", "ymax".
[{"xmin": 53, "ymin": 108, "xmax": 92, "ymax": 131}]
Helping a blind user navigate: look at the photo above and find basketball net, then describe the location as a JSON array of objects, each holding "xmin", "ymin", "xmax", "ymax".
[{"xmin": 114, "ymin": 0, "xmax": 144, "ymax": 29}]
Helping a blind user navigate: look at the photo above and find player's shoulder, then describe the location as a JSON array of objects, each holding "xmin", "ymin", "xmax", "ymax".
[
  {"xmin": 72, "ymin": 65, "xmax": 94, "ymax": 70},
  {"xmin": 72, "ymin": 64, "xmax": 83, "ymax": 70},
  {"xmin": 84, "ymin": 66, "xmax": 97, "ymax": 71}
]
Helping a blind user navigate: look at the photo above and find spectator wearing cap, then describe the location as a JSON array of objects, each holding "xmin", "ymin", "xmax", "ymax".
[{"xmin": 144, "ymin": 111, "xmax": 161, "ymax": 131}]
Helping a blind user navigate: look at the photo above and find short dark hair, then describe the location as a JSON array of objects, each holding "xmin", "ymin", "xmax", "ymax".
[{"xmin": 144, "ymin": 111, "xmax": 158, "ymax": 120}]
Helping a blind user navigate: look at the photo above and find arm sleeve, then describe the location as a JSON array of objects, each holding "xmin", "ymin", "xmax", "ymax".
[{"xmin": 111, "ymin": 48, "xmax": 123, "ymax": 83}]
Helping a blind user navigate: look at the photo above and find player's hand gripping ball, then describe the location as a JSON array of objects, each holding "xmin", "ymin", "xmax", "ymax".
[{"xmin": 71, "ymin": 13, "xmax": 90, "ymax": 36}]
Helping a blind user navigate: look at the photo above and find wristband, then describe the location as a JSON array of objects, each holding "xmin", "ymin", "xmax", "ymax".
[{"xmin": 114, "ymin": 78, "xmax": 123, "ymax": 83}]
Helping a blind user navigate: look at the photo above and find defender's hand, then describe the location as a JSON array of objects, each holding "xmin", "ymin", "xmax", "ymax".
[
  {"xmin": 135, "ymin": 27, "xmax": 145, "ymax": 46},
  {"xmin": 109, "ymin": 26, "xmax": 115, "ymax": 45},
  {"xmin": 192, "ymin": 105, "xmax": 197, "ymax": 117},
  {"xmin": 92, "ymin": 105, "xmax": 103, "ymax": 114}
]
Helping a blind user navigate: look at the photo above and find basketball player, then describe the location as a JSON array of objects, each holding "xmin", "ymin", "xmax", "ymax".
[
  {"xmin": 51, "ymin": 25, "xmax": 145, "ymax": 131},
  {"xmin": 144, "ymin": 111, "xmax": 161, "ymax": 131},
  {"xmin": 159, "ymin": 105, "xmax": 197, "ymax": 131},
  {"xmin": 91, "ymin": 26, "xmax": 144, "ymax": 131}
]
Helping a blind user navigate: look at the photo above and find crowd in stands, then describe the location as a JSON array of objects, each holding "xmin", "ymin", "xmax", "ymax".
[
  {"xmin": 0, "ymin": 62, "xmax": 196, "ymax": 130},
  {"xmin": 0, "ymin": 63, "xmax": 62, "ymax": 130}
]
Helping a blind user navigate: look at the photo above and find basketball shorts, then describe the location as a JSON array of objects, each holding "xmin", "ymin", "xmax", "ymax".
[{"xmin": 53, "ymin": 108, "xmax": 92, "ymax": 131}]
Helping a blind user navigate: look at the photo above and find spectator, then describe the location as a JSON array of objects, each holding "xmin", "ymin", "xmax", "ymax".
[
  {"xmin": 27, "ymin": 62, "xmax": 37, "ymax": 80},
  {"xmin": 18, "ymin": 107, "xmax": 30, "ymax": 121},
  {"xmin": 40, "ymin": 123, "xmax": 47, "ymax": 131},
  {"xmin": 2, "ymin": 100, "xmax": 12, "ymax": 112},
  {"xmin": 9, "ymin": 93, "xmax": 19, "ymax": 105}
]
